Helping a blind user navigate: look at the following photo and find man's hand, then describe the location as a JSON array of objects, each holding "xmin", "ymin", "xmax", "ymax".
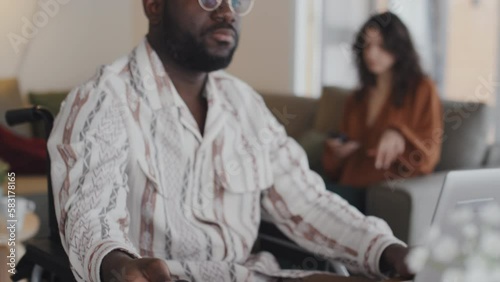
[
  {"xmin": 326, "ymin": 138, "xmax": 360, "ymax": 160},
  {"xmin": 370, "ymin": 129, "xmax": 405, "ymax": 170},
  {"xmin": 101, "ymin": 250, "xmax": 174, "ymax": 282},
  {"xmin": 380, "ymin": 244, "xmax": 414, "ymax": 280}
]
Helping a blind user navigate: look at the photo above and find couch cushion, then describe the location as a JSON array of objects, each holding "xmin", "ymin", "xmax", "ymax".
[
  {"xmin": 313, "ymin": 87, "xmax": 352, "ymax": 134},
  {"xmin": 0, "ymin": 78, "xmax": 32, "ymax": 137},
  {"xmin": 435, "ymin": 101, "xmax": 491, "ymax": 171},
  {"xmin": 297, "ymin": 130, "xmax": 328, "ymax": 173},
  {"xmin": 261, "ymin": 93, "xmax": 318, "ymax": 140},
  {"xmin": 28, "ymin": 91, "xmax": 68, "ymax": 138},
  {"xmin": 29, "ymin": 92, "xmax": 68, "ymax": 116}
]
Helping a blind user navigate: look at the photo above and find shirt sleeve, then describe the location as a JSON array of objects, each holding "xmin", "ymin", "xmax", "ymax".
[
  {"xmin": 388, "ymin": 79, "xmax": 443, "ymax": 174},
  {"xmin": 48, "ymin": 80, "xmax": 141, "ymax": 282},
  {"xmin": 254, "ymin": 94, "xmax": 406, "ymax": 279}
]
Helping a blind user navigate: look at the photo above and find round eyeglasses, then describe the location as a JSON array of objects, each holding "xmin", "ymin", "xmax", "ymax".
[{"xmin": 198, "ymin": 0, "xmax": 255, "ymax": 16}]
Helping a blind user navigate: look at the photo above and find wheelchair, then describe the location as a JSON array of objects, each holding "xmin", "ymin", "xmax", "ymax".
[{"xmin": 6, "ymin": 106, "xmax": 75, "ymax": 282}]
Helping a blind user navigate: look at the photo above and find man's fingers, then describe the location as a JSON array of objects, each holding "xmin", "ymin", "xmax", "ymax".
[
  {"xmin": 381, "ymin": 244, "xmax": 414, "ymax": 280},
  {"xmin": 141, "ymin": 259, "xmax": 172, "ymax": 282},
  {"xmin": 395, "ymin": 258, "xmax": 415, "ymax": 280}
]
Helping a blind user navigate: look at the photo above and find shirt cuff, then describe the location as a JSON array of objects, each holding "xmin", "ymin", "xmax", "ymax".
[
  {"xmin": 84, "ymin": 240, "xmax": 141, "ymax": 282},
  {"xmin": 363, "ymin": 234, "xmax": 407, "ymax": 279}
]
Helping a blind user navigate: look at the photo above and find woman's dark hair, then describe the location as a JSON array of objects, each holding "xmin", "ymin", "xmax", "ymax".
[{"xmin": 352, "ymin": 12, "xmax": 424, "ymax": 107}]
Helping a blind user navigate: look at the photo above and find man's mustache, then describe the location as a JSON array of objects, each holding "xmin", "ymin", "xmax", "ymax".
[{"xmin": 202, "ymin": 23, "xmax": 239, "ymax": 38}]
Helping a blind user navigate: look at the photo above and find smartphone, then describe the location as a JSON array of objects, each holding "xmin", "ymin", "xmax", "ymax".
[{"xmin": 328, "ymin": 132, "xmax": 349, "ymax": 143}]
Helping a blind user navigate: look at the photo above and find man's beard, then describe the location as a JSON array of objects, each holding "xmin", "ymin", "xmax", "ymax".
[{"xmin": 160, "ymin": 13, "xmax": 238, "ymax": 72}]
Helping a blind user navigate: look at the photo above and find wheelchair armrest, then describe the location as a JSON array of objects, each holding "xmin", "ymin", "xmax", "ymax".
[
  {"xmin": 258, "ymin": 219, "xmax": 348, "ymax": 275},
  {"xmin": 12, "ymin": 237, "xmax": 76, "ymax": 282}
]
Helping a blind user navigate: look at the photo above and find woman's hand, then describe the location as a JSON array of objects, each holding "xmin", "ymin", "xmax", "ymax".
[
  {"xmin": 371, "ymin": 129, "xmax": 406, "ymax": 170},
  {"xmin": 326, "ymin": 138, "xmax": 360, "ymax": 160}
]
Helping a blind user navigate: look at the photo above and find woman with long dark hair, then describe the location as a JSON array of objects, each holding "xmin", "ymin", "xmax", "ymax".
[{"xmin": 322, "ymin": 12, "xmax": 443, "ymax": 212}]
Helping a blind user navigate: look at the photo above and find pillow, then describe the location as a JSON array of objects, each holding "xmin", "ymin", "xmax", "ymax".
[{"xmin": 0, "ymin": 78, "xmax": 32, "ymax": 138}]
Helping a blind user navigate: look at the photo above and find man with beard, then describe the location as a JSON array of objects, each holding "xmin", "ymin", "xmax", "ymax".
[{"xmin": 48, "ymin": 0, "xmax": 413, "ymax": 281}]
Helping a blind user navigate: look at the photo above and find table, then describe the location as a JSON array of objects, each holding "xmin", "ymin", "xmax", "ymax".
[
  {"xmin": 0, "ymin": 212, "xmax": 40, "ymax": 282},
  {"xmin": 283, "ymin": 274, "xmax": 411, "ymax": 281}
]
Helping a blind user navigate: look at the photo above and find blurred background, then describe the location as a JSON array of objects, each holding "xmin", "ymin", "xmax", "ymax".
[
  {"xmin": 1, "ymin": 1, "xmax": 499, "ymax": 278},
  {"xmin": 0, "ymin": 0, "xmax": 498, "ymax": 138}
]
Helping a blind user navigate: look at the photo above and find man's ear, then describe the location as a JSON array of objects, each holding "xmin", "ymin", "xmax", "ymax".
[{"xmin": 143, "ymin": 0, "xmax": 164, "ymax": 25}]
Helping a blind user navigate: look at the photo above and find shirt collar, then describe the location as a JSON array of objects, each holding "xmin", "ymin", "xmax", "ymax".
[{"xmin": 132, "ymin": 38, "xmax": 229, "ymax": 111}]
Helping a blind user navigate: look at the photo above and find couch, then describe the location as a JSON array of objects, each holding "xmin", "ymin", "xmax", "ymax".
[{"xmin": 261, "ymin": 87, "xmax": 500, "ymax": 247}]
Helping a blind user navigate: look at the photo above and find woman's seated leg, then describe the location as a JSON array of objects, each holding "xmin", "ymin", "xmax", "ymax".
[{"xmin": 324, "ymin": 182, "xmax": 366, "ymax": 213}]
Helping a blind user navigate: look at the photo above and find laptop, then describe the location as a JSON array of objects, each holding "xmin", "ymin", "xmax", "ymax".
[{"xmin": 413, "ymin": 168, "xmax": 500, "ymax": 282}]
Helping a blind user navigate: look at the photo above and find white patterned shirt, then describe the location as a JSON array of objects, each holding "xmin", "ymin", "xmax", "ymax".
[{"xmin": 48, "ymin": 39, "xmax": 404, "ymax": 282}]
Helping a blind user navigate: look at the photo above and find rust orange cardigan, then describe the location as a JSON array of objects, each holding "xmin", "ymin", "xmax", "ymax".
[{"xmin": 322, "ymin": 78, "xmax": 443, "ymax": 188}]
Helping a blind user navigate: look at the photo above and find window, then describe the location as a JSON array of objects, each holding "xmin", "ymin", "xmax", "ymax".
[{"xmin": 321, "ymin": 0, "xmax": 371, "ymax": 89}]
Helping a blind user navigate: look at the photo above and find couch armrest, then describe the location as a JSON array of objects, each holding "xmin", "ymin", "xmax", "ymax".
[
  {"xmin": 365, "ymin": 172, "xmax": 448, "ymax": 246},
  {"xmin": 485, "ymin": 143, "xmax": 500, "ymax": 168},
  {"xmin": 260, "ymin": 93, "xmax": 319, "ymax": 140}
]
